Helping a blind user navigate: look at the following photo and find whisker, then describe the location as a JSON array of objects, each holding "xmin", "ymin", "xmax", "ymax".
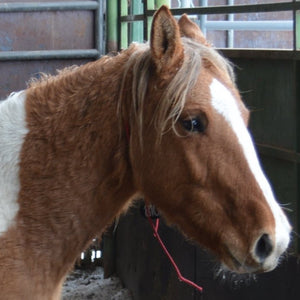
[
  {"xmin": 279, "ymin": 202, "xmax": 293, "ymax": 212},
  {"xmin": 280, "ymin": 202, "xmax": 292, "ymax": 206},
  {"xmin": 281, "ymin": 207, "xmax": 293, "ymax": 212},
  {"xmin": 214, "ymin": 266, "xmax": 257, "ymax": 290},
  {"xmin": 239, "ymin": 89, "xmax": 253, "ymax": 95},
  {"xmin": 291, "ymin": 230, "xmax": 300, "ymax": 239}
]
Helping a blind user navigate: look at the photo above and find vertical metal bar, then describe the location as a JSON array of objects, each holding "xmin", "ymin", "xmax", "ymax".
[
  {"xmin": 95, "ymin": 0, "xmax": 103, "ymax": 57},
  {"xmin": 120, "ymin": 0, "xmax": 128, "ymax": 49},
  {"xmin": 293, "ymin": 0, "xmax": 296, "ymax": 50},
  {"xmin": 117, "ymin": 0, "xmax": 121, "ymax": 50},
  {"xmin": 132, "ymin": 0, "xmax": 143, "ymax": 43},
  {"xmin": 156, "ymin": 0, "xmax": 170, "ymax": 7},
  {"xmin": 144, "ymin": 0, "xmax": 149, "ymax": 42},
  {"xmin": 294, "ymin": 0, "xmax": 300, "ymax": 252},
  {"xmin": 296, "ymin": 61, "xmax": 300, "ymax": 252},
  {"xmin": 227, "ymin": 0, "xmax": 234, "ymax": 48},
  {"xmin": 107, "ymin": 0, "xmax": 118, "ymax": 52},
  {"xmin": 297, "ymin": 12, "xmax": 300, "ymax": 50},
  {"xmin": 295, "ymin": 0, "xmax": 300, "ymax": 50},
  {"xmin": 181, "ymin": 0, "xmax": 192, "ymax": 7},
  {"xmin": 200, "ymin": 0, "xmax": 207, "ymax": 36}
]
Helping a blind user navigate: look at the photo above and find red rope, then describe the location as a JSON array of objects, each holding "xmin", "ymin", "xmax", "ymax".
[
  {"xmin": 123, "ymin": 124, "xmax": 203, "ymax": 293},
  {"xmin": 145, "ymin": 207, "xmax": 203, "ymax": 294}
]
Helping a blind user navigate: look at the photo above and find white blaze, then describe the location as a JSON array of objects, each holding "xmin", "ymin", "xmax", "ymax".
[
  {"xmin": 210, "ymin": 78, "xmax": 290, "ymax": 269},
  {"xmin": 0, "ymin": 91, "xmax": 28, "ymax": 235}
]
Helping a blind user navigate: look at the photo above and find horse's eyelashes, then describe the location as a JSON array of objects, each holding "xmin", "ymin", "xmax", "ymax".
[{"xmin": 181, "ymin": 116, "xmax": 207, "ymax": 133}]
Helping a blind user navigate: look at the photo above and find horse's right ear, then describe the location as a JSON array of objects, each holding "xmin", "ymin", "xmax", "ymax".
[
  {"xmin": 178, "ymin": 14, "xmax": 210, "ymax": 46},
  {"xmin": 150, "ymin": 6, "xmax": 184, "ymax": 78}
]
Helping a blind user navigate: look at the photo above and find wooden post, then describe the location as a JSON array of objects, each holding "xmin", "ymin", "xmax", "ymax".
[{"xmin": 102, "ymin": 225, "xmax": 116, "ymax": 278}]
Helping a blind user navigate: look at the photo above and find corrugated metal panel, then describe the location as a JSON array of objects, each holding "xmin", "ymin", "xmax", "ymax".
[
  {"xmin": 0, "ymin": 11, "xmax": 94, "ymax": 51},
  {"xmin": 0, "ymin": 59, "xmax": 91, "ymax": 99}
]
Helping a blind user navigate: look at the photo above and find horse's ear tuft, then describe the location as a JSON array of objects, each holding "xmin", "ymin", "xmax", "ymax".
[
  {"xmin": 150, "ymin": 5, "xmax": 184, "ymax": 77},
  {"xmin": 178, "ymin": 14, "xmax": 210, "ymax": 46}
]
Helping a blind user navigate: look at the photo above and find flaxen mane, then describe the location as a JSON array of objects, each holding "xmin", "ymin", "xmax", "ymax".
[
  {"xmin": 118, "ymin": 38, "xmax": 235, "ymax": 143},
  {"xmin": 27, "ymin": 37, "xmax": 233, "ymax": 147}
]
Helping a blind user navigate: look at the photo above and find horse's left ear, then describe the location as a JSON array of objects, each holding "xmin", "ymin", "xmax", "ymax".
[
  {"xmin": 178, "ymin": 14, "xmax": 210, "ymax": 46},
  {"xmin": 150, "ymin": 5, "xmax": 184, "ymax": 77}
]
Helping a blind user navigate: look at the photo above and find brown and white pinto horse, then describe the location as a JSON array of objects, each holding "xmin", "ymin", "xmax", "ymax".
[{"xmin": 0, "ymin": 6, "xmax": 291, "ymax": 299}]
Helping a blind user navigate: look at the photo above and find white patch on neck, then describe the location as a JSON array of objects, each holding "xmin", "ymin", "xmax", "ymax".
[
  {"xmin": 210, "ymin": 78, "xmax": 290, "ymax": 268},
  {"xmin": 0, "ymin": 91, "xmax": 28, "ymax": 235}
]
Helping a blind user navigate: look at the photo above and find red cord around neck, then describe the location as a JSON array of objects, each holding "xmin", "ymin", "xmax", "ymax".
[
  {"xmin": 145, "ymin": 206, "xmax": 203, "ymax": 294},
  {"xmin": 124, "ymin": 124, "xmax": 203, "ymax": 293}
]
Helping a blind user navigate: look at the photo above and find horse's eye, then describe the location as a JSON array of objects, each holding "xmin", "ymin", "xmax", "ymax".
[{"xmin": 181, "ymin": 116, "xmax": 207, "ymax": 133}]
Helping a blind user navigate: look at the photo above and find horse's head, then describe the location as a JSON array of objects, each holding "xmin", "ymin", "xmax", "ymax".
[{"xmin": 124, "ymin": 6, "xmax": 291, "ymax": 274}]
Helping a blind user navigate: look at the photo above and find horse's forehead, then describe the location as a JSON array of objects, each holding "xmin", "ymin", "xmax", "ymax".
[
  {"xmin": 209, "ymin": 78, "xmax": 248, "ymax": 125},
  {"xmin": 190, "ymin": 70, "xmax": 248, "ymax": 121}
]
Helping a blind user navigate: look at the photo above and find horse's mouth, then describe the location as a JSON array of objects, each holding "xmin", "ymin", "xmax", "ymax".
[
  {"xmin": 223, "ymin": 247, "xmax": 259, "ymax": 274},
  {"xmin": 227, "ymin": 250, "xmax": 243, "ymax": 270}
]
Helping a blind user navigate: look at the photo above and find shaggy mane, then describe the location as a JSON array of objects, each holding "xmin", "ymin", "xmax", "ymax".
[
  {"xmin": 27, "ymin": 37, "xmax": 234, "ymax": 147},
  {"xmin": 27, "ymin": 65, "xmax": 80, "ymax": 88},
  {"xmin": 118, "ymin": 37, "xmax": 234, "ymax": 144},
  {"xmin": 27, "ymin": 54, "xmax": 116, "ymax": 89}
]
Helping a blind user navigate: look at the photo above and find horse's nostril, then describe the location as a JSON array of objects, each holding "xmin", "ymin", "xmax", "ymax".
[{"xmin": 255, "ymin": 233, "xmax": 273, "ymax": 263}]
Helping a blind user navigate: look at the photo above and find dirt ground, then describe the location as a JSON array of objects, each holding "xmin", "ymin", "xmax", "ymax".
[{"xmin": 62, "ymin": 267, "xmax": 133, "ymax": 300}]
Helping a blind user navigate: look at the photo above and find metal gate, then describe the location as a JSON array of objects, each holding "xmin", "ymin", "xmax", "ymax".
[{"xmin": 0, "ymin": 0, "xmax": 105, "ymax": 98}]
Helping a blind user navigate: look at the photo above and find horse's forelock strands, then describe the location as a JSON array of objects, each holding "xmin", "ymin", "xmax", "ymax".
[{"xmin": 118, "ymin": 37, "xmax": 234, "ymax": 146}]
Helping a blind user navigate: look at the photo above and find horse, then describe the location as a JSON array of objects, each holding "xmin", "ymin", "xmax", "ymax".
[{"xmin": 0, "ymin": 6, "xmax": 291, "ymax": 299}]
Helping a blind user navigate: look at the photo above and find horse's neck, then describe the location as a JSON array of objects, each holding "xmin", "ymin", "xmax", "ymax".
[
  {"xmin": 2, "ymin": 53, "xmax": 138, "ymax": 297},
  {"xmin": 24, "ymin": 54, "xmax": 137, "ymax": 230}
]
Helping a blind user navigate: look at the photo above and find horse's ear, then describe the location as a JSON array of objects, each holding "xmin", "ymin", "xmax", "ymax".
[
  {"xmin": 178, "ymin": 14, "xmax": 210, "ymax": 46},
  {"xmin": 150, "ymin": 5, "xmax": 184, "ymax": 77}
]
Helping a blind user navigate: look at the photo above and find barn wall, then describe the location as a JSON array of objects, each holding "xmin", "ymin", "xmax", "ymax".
[
  {"xmin": 0, "ymin": 0, "xmax": 104, "ymax": 99},
  {"xmin": 115, "ymin": 204, "xmax": 300, "ymax": 300},
  {"xmin": 114, "ymin": 52, "xmax": 300, "ymax": 300},
  {"xmin": 0, "ymin": 60, "xmax": 92, "ymax": 99}
]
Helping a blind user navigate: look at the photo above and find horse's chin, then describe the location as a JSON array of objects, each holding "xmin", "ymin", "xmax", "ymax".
[
  {"xmin": 219, "ymin": 242, "xmax": 286, "ymax": 275},
  {"xmin": 214, "ymin": 265, "xmax": 257, "ymax": 290},
  {"xmin": 221, "ymin": 261, "xmax": 259, "ymax": 274},
  {"xmin": 221, "ymin": 254, "xmax": 279, "ymax": 275}
]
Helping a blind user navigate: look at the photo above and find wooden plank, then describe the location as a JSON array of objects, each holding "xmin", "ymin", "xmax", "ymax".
[{"xmin": 232, "ymin": 58, "xmax": 296, "ymax": 150}]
